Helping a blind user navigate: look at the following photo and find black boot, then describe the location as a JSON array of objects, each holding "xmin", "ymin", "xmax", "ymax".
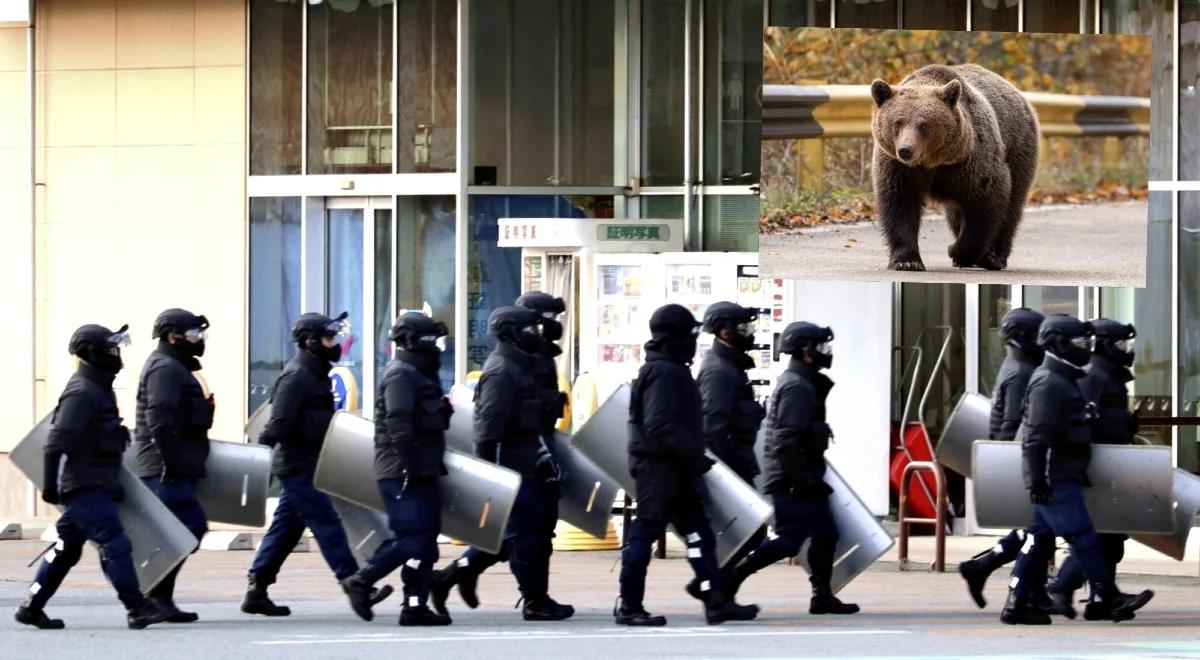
[
  {"xmin": 726, "ymin": 561, "xmax": 752, "ymax": 599},
  {"xmin": 241, "ymin": 575, "xmax": 291, "ymax": 617},
  {"xmin": 340, "ymin": 574, "xmax": 375, "ymax": 622},
  {"xmin": 522, "ymin": 596, "xmax": 575, "ymax": 621},
  {"xmin": 1105, "ymin": 590, "xmax": 1154, "ymax": 622},
  {"xmin": 999, "ymin": 590, "xmax": 1051, "ymax": 626},
  {"xmin": 369, "ymin": 585, "xmax": 395, "ymax": 606},
  {"xmin": 126, "ymin": 597, "xmax": 172, "ymax": 630},
  {"xmin": 14, "ymin": 602, "xmax": 65, "ymax": 630},
  {"xmin": 613, "ymin": 597, "xmax": 667, "ymax": 626},
  {"xmin": 1046, "ymin": 590, "xmax": 1077, "ymax": 620},
  {"xmin": 399, "ymin": 604, "xmax": 452, "ymax": 626},
  {"xmin": 431, "ymin": 562, "xmax": 479, "ymax": 616},
  {"xmin": 810, "ymin": 592, "xmax": 860, "ymax": 615},
  {"xmin": 958, "ymin": 551, "xmax": 1005, "ymax": 609},
  {"xmin": 149, "ymin": 568, "xmax": 198, "ymax": 623},
  {"xmin": 704, "ymin": 592, "xmax": 759, "ymax": 625}
]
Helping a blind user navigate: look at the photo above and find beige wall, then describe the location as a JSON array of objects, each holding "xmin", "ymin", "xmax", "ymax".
[{"xmin": 0, "ymin": 0, "xmax": 248, "ymax": 518}]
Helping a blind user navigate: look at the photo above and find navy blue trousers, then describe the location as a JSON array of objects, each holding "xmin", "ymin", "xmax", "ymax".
[
  {"xmin": 249, "ymin": 469, "xmax": 359, "ymax": 584},
  {"xmin": 359, "ymin": 478, "xmax": 441, "ymax": 606},
  {"xmin": 142, "ymin": 476, "xmax": 208, "ymax": 602},
  {"xmin": 1009, "ymin": 481, "xmax": 1117, "ymax": 603}
]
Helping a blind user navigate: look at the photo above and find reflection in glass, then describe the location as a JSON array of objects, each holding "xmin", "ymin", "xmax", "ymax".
[
  {"xmin": 702, "ymin": 195, "xmax": 759, "ymax": 251},
  {"xmin": 1023, "ymin": 0, "xmax": 1082, "ymax": 33},
  {"xmin": 327, "ymin": 209, "xmax": 365, "ymax": 410},
  {"xmin": 1101, "ymin": 0, "xmax": 1159, "ymax": 35},
  {"xmin": 395, "ymin": 197, "xmax": 457, "ymax": 390},
  {"xmin": 898, "ymin": 283, "xmax": 965, "ymax": 441},
  {"xmin": 704, "ymin": 0, "xmax": 762, "ymax": 185},
  {"xmin": 902, "ymin": 0, "xmax": 965, "ymax": 29},
  {"xmin": 972, "ymin": 0, "xmax": 1018, "ymax": 31},
  {"xmin": 977, "ymin": 285, "xmax": 1013, "ymax": 397},
  {"xmin": 250, "ymin": 0, "xmax": 302, "ymax": 175},
  {"xmin": 642, "ymin": 0, "xmax": 686, "ymax": 186},
  {"xmin": 471, "ymin": 0, "xmax": 615, "ymax": 186},
  {"xmin": 248, "ymin": 197, "xmax": 302, "ymax": 413},
  {"xmin": 307, "ymin": 0, "xmax": 394, "ymax": 174},
  {"xmin": 374, "ymin": 209, "xmax": 394, "ymax": 399},
  {"xmin": 1023, "ymin": 287, "xmax": 1078, "ymax": 316},
  {"xmin": 1181, "ymin": 192, "xmax": 1200, "ymax": 473},
  {"xmin": 835, "ymin": 0, "xmax": 897, "ymax": 29},
  {"xmin": 768, "ymin": 0, "xmax": 831, "ymax": 27},
  {"xmin": 397, "ymin": 0, "xmax": 457, "ymax": 173},
  {"xmin": 1179, "ymin": 1, "xmax": 1199, "ymax": 179}
]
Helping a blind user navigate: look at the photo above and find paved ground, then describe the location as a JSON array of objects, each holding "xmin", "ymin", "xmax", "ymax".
[
  {"xmin": 3, "ymin": 538, "xmax": 1200, "ymax": 659},
  {"xmin": 759, "ymin": 201, "xmax": 1148, "ymax": 287}
]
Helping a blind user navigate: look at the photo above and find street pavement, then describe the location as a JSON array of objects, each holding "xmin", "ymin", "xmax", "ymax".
[
  {"xmin": 3, "ymin": 538, "xmax": 1199, "ymax": 659},
  {"xmin": 759, "ymin": 201, "xmax": 1148, "ymax": 287}
]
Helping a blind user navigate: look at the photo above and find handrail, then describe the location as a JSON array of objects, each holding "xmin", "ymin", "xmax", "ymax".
[{"xmin": 897, "ymin": 460, "xmax": 947, "ymax": 573}]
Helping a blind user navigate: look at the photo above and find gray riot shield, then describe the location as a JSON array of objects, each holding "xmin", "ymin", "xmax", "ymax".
[
  {"xmin": 934, "ymin": 392, "xmax": 991, "ymax": 477},
  {"xmin": 752, "ymin": 422, "xmax": 894, "ymax": 595},
  {"xmin": 245, "ymin": 403, "xmax": 270, "ymax": 446},
  {"xmin": 1131, "ymin": 469, "xmax": 1200, "ymax": 561},
  {"xmin": 971, "ymin": 440, "xmax": 1174, "ymax": 533},
  {"xmin": 10, "ymin": 416, "xmax": 197, "ymax": 593},
  {"xmin": 447, "ymin": 384, "xmax": 619, "ymax": 540},
  {"xmin": 313, "ymin": 411, "xmax": 520, "ymax": 555},
  {"xmin": 329, "ymin": 495, "xmax": 392, "ymax": 564},
  {"xmin": 571, "ymin": 383, "xmax": 773, "ymax": 568},
  {"xmin": 122, "ymin": 439, "xmax": 271, "ymax": 528}
]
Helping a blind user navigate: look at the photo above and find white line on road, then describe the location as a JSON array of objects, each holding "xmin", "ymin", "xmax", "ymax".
[{"xmin": 253, "ymin": 629, "xmax": 911, "ymax": 646}]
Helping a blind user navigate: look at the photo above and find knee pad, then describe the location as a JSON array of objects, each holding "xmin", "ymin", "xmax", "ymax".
[
  {"xmin": 52, "ymin": 537, "xmax": 85, "ymax": 568},
  {"xmin": 98, "ymin": 534, "xmax": 133, "ymax": 564}
]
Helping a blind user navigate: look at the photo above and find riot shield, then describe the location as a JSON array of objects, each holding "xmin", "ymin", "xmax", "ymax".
[
  {"xmin": 1131, "ymin": 469, "xmax": 1200, "ymax": 561},
  {"xmin": 571, "ymin": 383, "xmax": 773, "ymax": 568},
  {"xmin": 313, "ymin": 411, "xmax": 520, "ymax": 555},
  {"xmin": 10, "ymin": 416, "xmax": 197, "ymax": 593},
  {"xmin": 934, "ymin": 392, "xmax": 991, "ymax": 477},
  {"xmin": 122, "ymin": 439, "xmax": 270, "ymax": 528},
  {"xmin": 971, "ymin": 440, "xmax": 1174, "ymax": 533},
  {"xmin": 752, "ymin": 421, "xmax": 894, "ymax": 595},
  {"xmin": 447, "ymin": 384, "xmax": 619, "ymax": 539},
  {"xmin": 329, "ymin": 495, "xmax": 392, "ymax": 564},
  {"xmin": 245, "ymin": 402, "xmax": 270, "ymax": 447}
]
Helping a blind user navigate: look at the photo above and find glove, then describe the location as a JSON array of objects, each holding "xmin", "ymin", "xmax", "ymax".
[
  {"xmin": 536, "ymin": 451, "xmax": 565, "ymax": 485},
  {"xmin": 1030, "ymin": 480, "xmax": 1051, "ymax": 505},
  {"xmin": 690, "ymin": 454, "xmax": 716, "ymax": 477},
  {"xmin": 41, "ymin": 485, "xmax": 60, "ymax": 506},
  {"xmin": 41, "ymin": 451, "xmax": 62, "ymax": 505},
  {"xmin": 440, "ymin": 397, "xmax": 454, "ymax": 430}
]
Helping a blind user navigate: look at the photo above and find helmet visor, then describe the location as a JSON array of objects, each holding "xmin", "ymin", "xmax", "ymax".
[
  {"xmin": 1114, "ymin": 337, "xmax": 1135, "ymax": 353},
  {"xmin": 325, "ymin": 318, "xmax": 351, "ymax": 343},
  {"xmin": 106, "ymin": 327, "xmax": 131, "ymax": 350},
  {"xmin": 1069, "ymin": 336, "xmax": 1095, "ymax": 351},
  {"xmin": 183, "ymin": 327, "xmax": 208, "ymax": 344},
  {"xmin": 815, "ymin": 341, "xmax": 834, "ymax": 356},
  {"xmin": 734, "ymin": 320, "xmax": 757, "ymax": 337},
  {"xmin": 539, "ymin": 310, "xmax": 560, "ymax": 320}
]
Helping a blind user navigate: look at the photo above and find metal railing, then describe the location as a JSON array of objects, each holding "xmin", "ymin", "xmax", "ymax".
[{"xmin": 897, "ymin": 460, "xmax": 948, "ymax": 573}]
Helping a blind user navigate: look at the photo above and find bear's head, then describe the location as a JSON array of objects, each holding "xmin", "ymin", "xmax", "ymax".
[{"xmin": 870, "ymin": 78, "xmax": 967, "ymax": 168}]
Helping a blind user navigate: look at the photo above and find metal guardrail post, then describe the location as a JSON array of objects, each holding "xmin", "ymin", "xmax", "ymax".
[{"xmin": 897, "ymin": 460, "xmax": 947, "ymax": 573}]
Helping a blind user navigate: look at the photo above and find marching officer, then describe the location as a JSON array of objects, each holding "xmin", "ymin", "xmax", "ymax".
[
  {"xmin": 698, "ymin": 302, "xmax": 765, "ymax": 589},
  {"xmin": 958, "ymin": 307, "xmax": 1045, "ymax": 609},
  {"xmin": 1045, "ymin": 319, "xmax": 1138, "ymax": 620},
  {"xmin": 15, "ymin": 324, "xmax": 171, "ymax": 630},
  {"xmin": 243, "ymin": 312, "xmax": 393, "ymax": 617},
  {"xmin": 614, "ymin": 304, "xmax": 759, "ymax": 626},
  {"xmin": 431, "ymin": 306, "xmax": 574, "ymax": 621},
  {"xmin": 133, "ymin": 308, "xmax": 214, "ymax": 623},
  {"xmin": 342, "ymin": 312, "xmax": 453, "ymax": 626},
  {"xmin": 1001, "ymin": 314, "xmax": 1153, "ymax": 625},
  {"xmin": 726, "ymin": 322, "xmax": 859, "ymax": 616}
]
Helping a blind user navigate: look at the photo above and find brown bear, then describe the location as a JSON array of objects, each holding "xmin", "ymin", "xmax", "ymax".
[{"xmin": 870, "ymin": 64, "xmax": 1040, "ymax": 271}]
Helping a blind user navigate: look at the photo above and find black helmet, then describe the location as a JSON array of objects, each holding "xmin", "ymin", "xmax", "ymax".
[
  {"xmin": 779, "ymin": 321, "xmax": 834, "ymax": 369},
  {"xmin": 649, "ymin": 304, "xmax": 701, "ymax": 340},
  {"xmin": 69, "ymin": 323, "xmax": 130, "ymax": 375},
  {"xmin": 702, "ymin": 301, "xmax": 756, "ymax": 334},
  {"xmin": 1000, "ymin": 307, "xmax": 1044, "ymax": 351},
  {"xmin": 292, "ymin": 311, "xmax": 349, "ymax": 345},
  {"xmin": 488, "ymin": 306, "xmax": 541, "ymax": 343},
  {"xmin": 152, "ymin": 308, "xmax": 209, "ymax": 340},
  {"xmin": 390, "ymin": 311, "xmax": 448, "ymax": 349},
  {"xmin": 1090, "ymin": 318, "xmax": 1136, "ymax": 367},
  {"xmin": 515, "ymin": 291, "xmax": 565, "ymax": 319},
  {"xmin": 1037, "ymin": 314, "xmax": 1094, "ymax": 368}
]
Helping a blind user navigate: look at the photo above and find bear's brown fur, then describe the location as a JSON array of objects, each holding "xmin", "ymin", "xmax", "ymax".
[{"xmin": 870, "ymin": 64, "xmax": 1040, "ymax": 271}]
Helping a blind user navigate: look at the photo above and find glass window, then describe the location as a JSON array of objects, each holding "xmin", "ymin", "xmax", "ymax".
[
  {"xmin": 307, "ymin": 0, "xmax": 394, "ymax": 174},
  {"xmin": 471, "ymin": 0, "xmax": 615, "ymax": 186},
  {"xmin": 327, "ymin": 209, "xmax": 365, "ymax": 409},
  {"xmin": 374, "ymin": 209, "xmax": 394, "ymax": 395},
  {"xmin": 1180, "ymin": 0, "xmax": 1199, "ymax": 179},
  {"xmin": 768, "ymin": 0, "xmax": 831, "ymax": 26},
  {"xmin": 1023, "ymin": 286, "xmax": 1078, "ymax": 316},
  {"xmin": 977, "ymin": 284, "xmax": 1013, "ymax": 397},
  {"xmin": 1023, "ymin": 0, "xmax": 1082, "ymax": 33},
  {"xmin": 642, "ymin": 195, "xmax": 684, "ymax": 219},
  {"xmin": 1101, "ymin": 192, "xmax": 1173, "ymax": 446},
  {"xmin": 249, "ymin": 0, "xmax": 302, "ymax": 175},
  {"xmin": 393, "ymin": 196, "xmax": 458, "ymax": 390},
  {"xmin": 642, "ymin": 0, "xmax": 687, "ymax": 186},
  {"xmin": 902, "ymin": 0, "xmax": 966, "ymax": 29},
  {"xmin": 1101, "ymin": 0, "xmax": 1159, "ymax": 35},
  {"xmin": 834, "ymin": 0, "xmax": 897, "ymax": 28},
  {"xmin": 971, "ymin": 0, "xmax": 1018, "ymax": 31},
  {"xmin": 396, "ymin": 0, "xmax": 457, "ymax": 173},
  {"xmin": 703, "ymin": 0, "xmax": 762, "ymax": 185},
  {"xmin": 1181, "ymin": 191, "xmax": 1200, "ymax": 472},
  {"xmin": 467, "ymin": 195, "xmax": 613, "ymax": 373},
  {"xmin": 898, "ymin": 283, "xmax": 965, "ymax": 441},
  {"xmin": 702, "ymin": 194, "xmax": 759, "ymax": 251},
  {"xmin": 248, "ymin": 197, "xmax": 302, "ymax": 413}
]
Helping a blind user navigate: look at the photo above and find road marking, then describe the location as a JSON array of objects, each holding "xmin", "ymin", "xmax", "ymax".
[{"xmin": 253, "ymin": 629, "xmax": 910, "ymax": 646}]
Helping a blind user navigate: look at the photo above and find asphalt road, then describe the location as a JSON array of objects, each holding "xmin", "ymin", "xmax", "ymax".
[
  {"xmin": 3, "ymin": 540, "xmax": 1199, "ymax": 659},
  {"xmin": 759, "ymin": 201, "xmax": 1148, "ymax": 287}
]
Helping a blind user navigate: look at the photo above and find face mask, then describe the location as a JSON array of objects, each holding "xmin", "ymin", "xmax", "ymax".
[
  {"xmin": 1059, "ymin": 337, "xmax": 1092, "ymax": 368},
  {"xmin": 86, "ymin": 347, "xmax": 123, "ymax": 375},
  {"xmin": 411, "ymin": 337, "xmax": 443, "ymax": 358},
  {"xmin": 725, "ymin": 329, "xmax": 755, "ymax": 352},
  {"xmin": 178, "ymin": 339, "xmax": 205, "ymax": 358},
  {"xmin": 812, "ymin": 350, "xmax": 833, "ymax": 370},
  {"xmin": 542, "ymin": 319, "xmax": 563, "ymax": 342},
  {"xmin": 313, "ymin": 341, "xmax": 342, "ymax": 364}
]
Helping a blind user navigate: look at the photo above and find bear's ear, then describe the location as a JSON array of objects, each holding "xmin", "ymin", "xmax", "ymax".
[
  {"xmin": 940, "ymin": 79, "xmax": 962, "ymax": 107},
  {"xmin": 870, "ymin": 79, "xmax": 893, "ymax": 107}
]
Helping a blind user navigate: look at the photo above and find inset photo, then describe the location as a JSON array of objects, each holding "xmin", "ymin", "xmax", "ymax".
[{"xmin": 759, "ymin": 27, "xmax": 1152, "ymax": 287}]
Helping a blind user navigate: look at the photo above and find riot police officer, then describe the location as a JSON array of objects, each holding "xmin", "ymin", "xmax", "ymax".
[
  {"xmin": 133, "ymin": 308, "xmax": 214, "ymax": 622},
  {"xmin": 342, "ymin": 312, "xmax": 452, "ymax": 626},
  {"xmin": 15, "ymin": 324, "xmax": 171, "ymax": 630},
  {"xmin": 614, "ymin": 304, "xmax": 758, "ymax": 627},
  {"xmin": 432, "ymin": 306, "xmax": 574, "ymax": 621},
  {"xmin": 958, "ymin": 307, "xmax": 1044, "ymax": 608},
  {"xmin": 726, "ymin": 322, "xmax": 859, "ymax": 616},
  {"xmin": 698, "ymin": 302, "xmax": 765, "ymax": 591},
  {"xmin": 1001, "ymin": 314, "xmax": 1153, "ymax": 625},
  {"xmin": 243, "ymin": 312, "xmax": 393, "ymax": 617},
  {"xmin": 1045, "ymin": 319, "xmax": 1138, "ymax": 620}
]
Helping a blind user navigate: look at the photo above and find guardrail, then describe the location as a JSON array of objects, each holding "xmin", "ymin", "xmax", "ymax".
[{"xmin": 762, "ymin": 84, "xmax": 1151, "ymax": 193}]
